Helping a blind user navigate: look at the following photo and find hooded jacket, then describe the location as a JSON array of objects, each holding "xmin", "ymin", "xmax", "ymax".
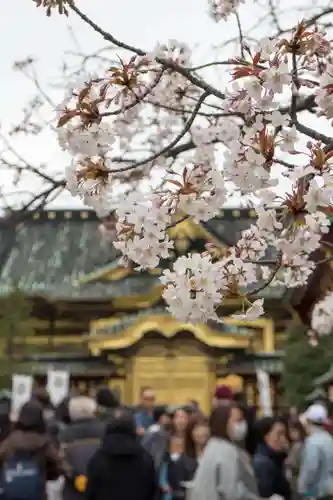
[
  {"xmin": 85, "ymin": 417, "xmax": 157, "ymax": 500},
  {"xmin": 0, "ymin": 400, "xmax": 62, "ymax": 500},
  {"xmin": 0, "ymin": 429, "xmax": 62, "ymax": 500}
]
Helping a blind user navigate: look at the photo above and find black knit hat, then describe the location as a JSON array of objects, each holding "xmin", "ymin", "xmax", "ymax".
[{"xmin": 96, "ymin": 386, "xmax": 119, "ymax": 409}]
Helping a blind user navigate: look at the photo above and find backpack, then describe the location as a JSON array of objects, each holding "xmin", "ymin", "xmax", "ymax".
[
  {"xmin": 1, "ymin": 452, "xmax": 44, "ymax": 500},
  {"xmin": 64, "ymin": 438, "xmax": 100, "ymax": 494}
]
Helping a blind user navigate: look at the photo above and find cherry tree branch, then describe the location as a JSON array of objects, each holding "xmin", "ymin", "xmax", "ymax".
[
  {"xmin": 109, "ymin": 90, "xmax": 210, "ymax": 173},
  {"xmin": 70, "ymin": 4, "xmax": 226, "ymax": 101}
]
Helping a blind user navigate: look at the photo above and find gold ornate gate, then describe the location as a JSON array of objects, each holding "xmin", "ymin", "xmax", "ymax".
[{"xmin": 131, "ymin": 342, "xmax": 213, "ymax": 414}]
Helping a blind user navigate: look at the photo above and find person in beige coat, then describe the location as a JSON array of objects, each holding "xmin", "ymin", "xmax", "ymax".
[{"xmin": 190, "ymin": 404, "xmax": 259, "ymax": 500}]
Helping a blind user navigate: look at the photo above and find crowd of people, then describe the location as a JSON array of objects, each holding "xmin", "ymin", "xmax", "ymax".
[{"xmin": 0, "ymin": 383, "xmax": 332, "ymax": 500}]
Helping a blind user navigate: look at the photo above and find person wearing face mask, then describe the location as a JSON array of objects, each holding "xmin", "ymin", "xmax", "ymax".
[
  {"xmin": 190, "ymin": 404, "xmax": 259, "ymax": 500},
  {"xmin": 253, "ymin": 416, "xmax": 291, "ymax": 500},
  {"xmin": 298, "ymin": 404, "xmax": 333, "ymax": 500},
  {"xmin": 233, "ymin": 392, "xmax": 257, "ymax": 456}
]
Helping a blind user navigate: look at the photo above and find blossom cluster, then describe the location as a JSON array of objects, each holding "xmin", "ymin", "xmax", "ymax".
[
  {"xmin": 208, "ymin": 0, "xmax": 244, "ymax": 21},
  {"xmin": 45, "ymin": 4, "xmax": 333, "ymax": 329},
  {"xmin": 312, "ymin": 292, "xmax": 333, "ymax": 336}
]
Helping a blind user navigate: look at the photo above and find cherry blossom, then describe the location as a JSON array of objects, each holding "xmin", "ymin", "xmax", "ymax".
[
  {"xmin": 33, "ymin": 1, "xmax": 333, "ymax": 329},
  {"xmin": 312, "ymin": 292, "xmax": 333, "ymax": 335},
  {"xmin": 232, "ymin": 299, "xmax": 265, "ymax": 321}
]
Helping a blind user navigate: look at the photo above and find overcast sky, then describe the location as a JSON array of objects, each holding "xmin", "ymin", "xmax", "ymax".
[{"xmin": 0, "ymin": 0, "xmax": 328, "ymax": 209}]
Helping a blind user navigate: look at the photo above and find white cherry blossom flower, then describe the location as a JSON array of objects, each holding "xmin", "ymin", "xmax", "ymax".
[
  {"xmin": 304, "ymin": 179, "xmax": 333, "ymax": 213},
  {"xmin": 258, "ymin": 38, "xmax": 279, "ymax": 60},
  {"xmin": 312, "ymin": 292, "xmax": 333, "ymax": 335},
  {"xmin": 280, "ymin": 126, "xmax": 298, "ymax": 152},
  {"xmin": 232, "ymin": 298, "xmax": 265, "ymax": 320},
  {"xmin": 256, "ymin": 208, "xmax": 283, "ymax": 233},
  {"xmin": 267, "ymin": 111, "xmax": 289, "ymax": 128},
  {"xmin": 261, "ymin": 64, "xmax": 292, "ymax": 94},
  {"xmin": 52, "ymin": 19, "xmax": 333, "ymax": 328}
]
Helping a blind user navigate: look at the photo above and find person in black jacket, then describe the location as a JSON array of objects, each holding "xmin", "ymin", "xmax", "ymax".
[
  {"xmin": 85, "ymin": 407, "xmax": 157, "ymax": 500},
  {"xmin": 253, "ymin": 416, "xmax": 291, "ymax": 500}
]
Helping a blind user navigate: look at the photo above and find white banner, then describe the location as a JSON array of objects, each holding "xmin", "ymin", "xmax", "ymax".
[
  {"xmin": 11, "ymin": 374, "xmax": 33, "ymax": 421},
  {"xmin": 256, "ymin": 368, "xmax": 273, "ymax": 416},
  {"xmin": 47, "ymin": 370, "xmax": 69, "ymax": 406}
]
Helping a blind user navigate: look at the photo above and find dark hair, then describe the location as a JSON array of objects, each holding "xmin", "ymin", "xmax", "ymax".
[
  {"xmin": 168, "ymin": 407, "xmax": 190, "ymax": 436},
  {"xmin": 288, "ymin": 420, "xmax": 306, "ymax": 442},
  {"xmin": 96, "ymin": 386, "xmax": 119, "ymax": 410},
  {"xmin": 255, "ymin": 416, "xmax": 287, "ymax": 444},
  {"xmin": 16, "ymin": 400, "xmax": 46, "ymax": 434},
  {"xmin": 32, "ymin": 387, "xmax": 52, "ymax": 409},
  {"xmin": 153, "ymin": 405, "xmax": 168, "ymax": 423},
  {"xmin": 185, "ymin": 414, "xmax": 209, "ymax": 458},
  {"xmin": 0, "ymin": 400, "xmax": 11, "ymax": 444},
  {"xmin": 55, "ymin": 397, "xmax": 71, "ymax": 425},
  {"xmin": 233, "ymin": 392, "xmax": 246, "ymax": 404},
  {"xmin": 209, "ymin": 403, "xmax": 243, "ymax": 440},
  {"xmin": 106, "ymin": 408, "xmax": 136, "ymax": 436}
]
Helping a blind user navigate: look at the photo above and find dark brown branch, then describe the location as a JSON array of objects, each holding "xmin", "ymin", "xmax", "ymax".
[
  {"xmin": 246, "ymin": 251, "xmax": 283, "ymax": 297},
  {"xmin": 295, "ymin": 122, "xmax": 333, "ymax": 144},
  {"xmin": 70, "ymin": 4, "xmax": 226, "ymax": 101},
  {"xmin": 0, "ymin": 134, "xmax": 60, "ymax": 186},
  {"xmin": 235, "ymin": 12, "xmax": 245, "ymax": 58}
]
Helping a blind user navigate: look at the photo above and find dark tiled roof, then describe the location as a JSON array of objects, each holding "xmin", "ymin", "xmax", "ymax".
[
  {"xmin": 228, "ymin": 351, "xmax": 284, "ymax": 374},
  {"xmin": 0, "ymin": 210, "xmax": 158, "ymax": 299},
  {"xmin": 0, "ymin": 208, "xmax": 285, "ymax": 300},
  {"xmin": 24, "ymin": 360, "xmax": 116, "ymax": 376},
  {"xmin": 203, "ymin": 209, "xmax": 256, "ymax": 246}
]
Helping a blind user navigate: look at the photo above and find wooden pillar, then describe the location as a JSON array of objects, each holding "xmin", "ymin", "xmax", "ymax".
[{"xmin": 262, "ymin": 319, "xmax": 275, "ymax": 353}]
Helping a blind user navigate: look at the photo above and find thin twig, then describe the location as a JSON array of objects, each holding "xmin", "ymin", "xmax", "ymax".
[
  {"xmin": 70, "ymin": 4, "xmax": 226, "ymax": 101},
  {"xmin": 109, "ymin": 91, "xmax": 210, "ymax": 173}
]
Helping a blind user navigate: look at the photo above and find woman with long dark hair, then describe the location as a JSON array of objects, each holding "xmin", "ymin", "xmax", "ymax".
[
  {"xmin": 184, "ymin": 415, "xmax": 209, "ymax": 462},
  {"xmin": 191, "ymin": 404, "xmax": 259, "ymax": 500},
  {"xmin": 286, "ymin": 420, "xmax": 306, "ymax": 500},
  {"xmin": 158, "ymin": 408, "xmax": 190, "ymax": 500}
]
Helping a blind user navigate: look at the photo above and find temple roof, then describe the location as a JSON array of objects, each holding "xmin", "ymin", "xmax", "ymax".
[
  {"xmin": 90, "ymin": 306, "xmax": 253, "ymax": 337},
  {"xmin": 0, "ymin": 209, "xmax": 158, "ymax": 299},
  {"xmin": 227, "ymin": 351, "xmax": 284, "ymax": 375},
  {"xmin": 18, "ymin": 353, "xmax": 117, "ymax": 376},
  {"xmin": 0, "ymin": 208, "xmax": 285, "ymax": 301},
  {"xmin": 202, "ymin": 209, "xmax": 257, "ymax": 246}
]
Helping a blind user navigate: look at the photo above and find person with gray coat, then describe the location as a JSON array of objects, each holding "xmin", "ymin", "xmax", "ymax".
[
  {"xmin": 190, "ymin": 404, "xmax": 259, "ymax": 500},
  {"xmin": 298, "ymin": 404, "xmax": 333, "ymax": 499}
]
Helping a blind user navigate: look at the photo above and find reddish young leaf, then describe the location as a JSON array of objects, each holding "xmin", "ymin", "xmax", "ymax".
[
  {"xmin": 57, "ymin": 110, "xmax": 78, "ymax": 128},
  {"xmin": 252, "ymin": 52, "xmax": 262, "ymax": 66},
  {"xmin": 167, "ymin": 179, "xmax": 184, "ymax": 188}
]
